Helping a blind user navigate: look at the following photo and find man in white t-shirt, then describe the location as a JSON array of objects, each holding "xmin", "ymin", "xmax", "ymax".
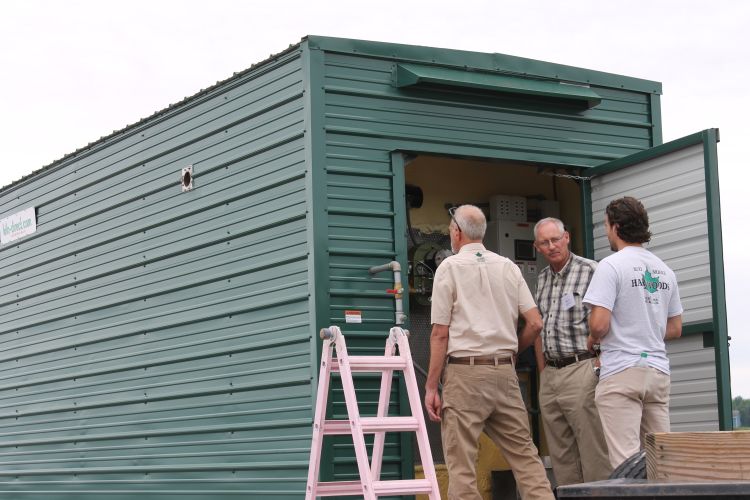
[{"xmin": 583, "ymin": 196, "xmax": 683, "ymax": 469}]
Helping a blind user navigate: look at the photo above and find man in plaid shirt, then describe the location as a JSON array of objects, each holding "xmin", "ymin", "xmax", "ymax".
[{"xmin": 533, "ymin": 217, "xmax": 611, "ymax": 486}]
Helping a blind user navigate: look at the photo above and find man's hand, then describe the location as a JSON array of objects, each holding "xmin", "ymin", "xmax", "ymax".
[
  {"xmin": 587, "ymin": 334, "xmax": 598, "ymax": 353},
  {"xmin": 665, "ymin": 314, "xmax": 682, "ymax": 340},
  {"xmin": 425, "ymin": 324, "xmax": 449, "ymax": 423},
  {"xmin": 425, "ymin": 387, "xmax": 442, "ymax": 422},
  {"xmin": 534, "ymin": 336, "xmax": 545, "ymax": 374},
  {"xmin": 517, "ymin": 307, "xmax": 543, "ymax": 354}
]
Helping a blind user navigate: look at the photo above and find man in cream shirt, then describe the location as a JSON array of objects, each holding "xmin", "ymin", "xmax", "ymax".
[{"xmin": 424, "ymin": 204, "xmax": 554, "ymax": 500}]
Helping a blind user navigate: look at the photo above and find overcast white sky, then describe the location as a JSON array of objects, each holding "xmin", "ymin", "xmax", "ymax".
[{"xmin": 1, "ymin": 0, "xmax": 748, "ymax": 399}]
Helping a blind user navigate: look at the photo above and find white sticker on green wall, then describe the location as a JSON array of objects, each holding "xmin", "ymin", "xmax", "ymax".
[
  {"xmin": 345, "ymin": 310, "xmax": 362, "ymax": 324},
  {"xmin": 1, "ymin": 206, "xmax": 36, "ymax": 245}
]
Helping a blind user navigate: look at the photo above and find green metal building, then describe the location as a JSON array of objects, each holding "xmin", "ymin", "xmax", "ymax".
[{"xmin": 0, "ymin": 36, "xmax": 729, "ymax": 498}]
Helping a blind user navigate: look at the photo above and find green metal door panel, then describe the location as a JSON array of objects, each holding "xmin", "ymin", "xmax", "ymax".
[
  {"xmin": 0, "ymin": 49, "xmax": 314, "ymax": 498},
  {"xmin": 584, "ymin": 129, "xmax": 730, "ymax": 430}
]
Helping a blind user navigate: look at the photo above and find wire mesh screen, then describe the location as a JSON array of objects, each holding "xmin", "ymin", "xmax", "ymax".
[{"xmin": 408, "ymin": 301, "xmax": 444, "ymax": 465}]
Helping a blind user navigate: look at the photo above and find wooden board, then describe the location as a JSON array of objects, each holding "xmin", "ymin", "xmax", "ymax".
[{"xmin": 645, "ymin": 431, "xmax": 750, "ymax": 480}]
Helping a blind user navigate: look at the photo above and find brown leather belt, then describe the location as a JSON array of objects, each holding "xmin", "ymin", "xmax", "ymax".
[
  {"xmin": 545, "ymin": 351, "xmax": 596, "ymax": 369},
  {"xmin": 447, "ymin": 355, "xmax": 513, "ymax": 366}
]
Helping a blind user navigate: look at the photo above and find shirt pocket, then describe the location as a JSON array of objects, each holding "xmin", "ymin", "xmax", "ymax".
[{"xmin": 558, "ymin": 288, "xmax": 586, "ymax": 326}]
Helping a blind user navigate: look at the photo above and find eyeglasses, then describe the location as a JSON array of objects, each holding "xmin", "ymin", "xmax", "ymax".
[
  {"xmin": 448, "ymin": 206, "xmax": 462, "ymax": 233},
  {"xmin": 536, "ymin": 235, "xmax": 564, "ymax": 248}
]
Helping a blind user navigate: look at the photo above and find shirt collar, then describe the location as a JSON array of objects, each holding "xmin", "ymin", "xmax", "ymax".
[
  {"xmin": 458, "ymin": 242, "xmax": 487, "ymax": 254},
  {"xmin": 551, "ymin": 252, "xmax": 576, "ymax": 277}
]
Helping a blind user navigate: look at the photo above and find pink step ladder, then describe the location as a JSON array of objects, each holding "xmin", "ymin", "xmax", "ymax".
[{"xmin": 305, "ymin": 325, "xmax": 440, "ymax": 499}]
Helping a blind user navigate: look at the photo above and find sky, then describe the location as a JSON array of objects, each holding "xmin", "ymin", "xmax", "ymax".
[{"xmin": 1, "ymin": 0, "xmax": 748, "ymax": 398}]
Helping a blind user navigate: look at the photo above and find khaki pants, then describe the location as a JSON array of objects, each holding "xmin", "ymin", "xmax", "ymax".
[
  {"xmin": 539, "ymin": 358, "xmax": 611, "ymax": 485},
  {"xmin": 595, "ymin": 366, "xmax": 671, "ymax": 469},
  {"xmin": 441, "ymin": 363, "xmax": 554, "ymax": 500}
]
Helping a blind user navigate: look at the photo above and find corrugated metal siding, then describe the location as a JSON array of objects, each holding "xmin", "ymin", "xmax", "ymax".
[
  {"xmin": 0, "ymin": 50, "xmax": 313, "ymax": 498},
  {"xmin": 590, "ymin": 143, "xmax": 712, "ymax": 324},
  {"xmin": 668, "ymin": 335, "xmax": 719, "ymax": 431},
  {"xmin": 320, "ymin": 48, "xmax": 659, "ymax": 480},
  {"xmin": 589, "ymin": 142, "xmax": 717, "ymax": 430},
  {"xmin": 326, "ymin": 155, "xmax": 406, "ymax": 483},
  {"xmin": 323, "ymin": 53, "xmax": 656, "ymax": 167}
]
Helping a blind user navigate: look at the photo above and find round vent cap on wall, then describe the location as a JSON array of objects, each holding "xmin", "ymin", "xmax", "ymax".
[{"xmin": 181, "ymin": 165, "xmax": 194, "ymax": 192}]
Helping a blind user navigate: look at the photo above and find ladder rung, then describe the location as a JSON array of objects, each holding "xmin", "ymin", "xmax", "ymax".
[
  {"xmin": 314, "ymin": 480, "xmax": 363, "ymax": 496},
  {"xmin": 313, "ymin": 479, "xmax": 434, "ymax": 496},
  {"xmin": 330, "ymin": 356, "xmax": 407, "ymax": 371},
  {"xmin": 362, "ymin": 416, "xmax": 419, "ymax": 432},
  {"xmin": 374, "ymin": 478, "xmax": 434, "ymax": 495},
  {"xmin": 322, "ymin": 416, "xmax": 419, "ymax": 435}
]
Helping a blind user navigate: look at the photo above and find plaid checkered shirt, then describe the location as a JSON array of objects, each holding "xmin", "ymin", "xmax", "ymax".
[{"xmin": 535, "ymin": 253, "xmax": 597, "ymax": 359}]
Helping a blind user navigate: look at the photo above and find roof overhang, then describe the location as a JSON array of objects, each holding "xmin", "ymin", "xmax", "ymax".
[{"xmin": 395, "ymin": 63, "xmax": 602, "ymax": 108}]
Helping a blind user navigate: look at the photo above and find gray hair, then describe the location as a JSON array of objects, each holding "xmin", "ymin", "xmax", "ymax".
[
  {"xmin": 454, "ymin": 205, "xmax": 487, "ymax": 240},
  {"xmin": 533, "ymin": 217, "xmax": 565, "ymax": 240}
]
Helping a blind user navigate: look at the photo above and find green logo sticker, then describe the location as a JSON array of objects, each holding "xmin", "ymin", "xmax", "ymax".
[{"xmin": 643, "ymin": 270, "xmax": 659, "ymax": 294}]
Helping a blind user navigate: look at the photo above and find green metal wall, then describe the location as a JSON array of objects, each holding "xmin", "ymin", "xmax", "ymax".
[
  {"xmin": 310, "ymin": 36, "xmax": 661, "ymax": 484},
  {"xmin": 0, "ymin": 48, "xmax": 314, "ymax": 498}
]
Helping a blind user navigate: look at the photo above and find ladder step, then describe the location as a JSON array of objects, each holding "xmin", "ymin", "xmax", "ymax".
[
  {"xmin": 374, "ymin": 479, "xmax": 434, "ymax": 495},
  {"xmin": 330, "ymin": 356, "xmax": 407, "ymax": 372},
  {"xmin": 314, "ymin": 480, "xmax": 362, "ymax": 496},
  {"xmin": 322, "ymin": 416, "xmax": 419, "ymax": 435},
  {"xmin": 314, "ymin": 479, "xmax": 434, "ymax": 496}
]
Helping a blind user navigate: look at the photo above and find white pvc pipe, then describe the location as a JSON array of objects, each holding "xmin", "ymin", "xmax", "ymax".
[{"xmin": 369, "ymin": 261, "xmax": 406, "ymax": 325}]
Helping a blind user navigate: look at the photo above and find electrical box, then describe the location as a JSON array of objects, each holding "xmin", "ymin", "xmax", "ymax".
[
  {"xmin": 484, "ymin": 220, "xmax": 540, "ymax": 292},
  {"xmin": 483, "ymin": 196, "xmax": 560, "ymax": 293},
  {"xmin": 489, "ymin": 194, "xmax": 527, "ymax": 222}
]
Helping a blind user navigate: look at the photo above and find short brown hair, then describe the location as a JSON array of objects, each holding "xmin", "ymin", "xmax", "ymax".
[{"xmin": 605, "ymin": 197, "xmax": 652, "ymax": 244}]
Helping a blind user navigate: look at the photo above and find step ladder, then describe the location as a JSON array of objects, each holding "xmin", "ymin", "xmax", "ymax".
[{"xmin": 305, "ymin": 325, "xmax": 440, "ymax": 499}]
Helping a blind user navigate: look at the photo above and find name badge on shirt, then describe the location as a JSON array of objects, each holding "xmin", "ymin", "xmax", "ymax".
[{"xmin": 561, "ymin": 293, "xmax": 575, "ymax": 310}]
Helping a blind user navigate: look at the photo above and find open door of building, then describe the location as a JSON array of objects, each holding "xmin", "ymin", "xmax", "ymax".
[{"xmin": 582, "ymin": 128, "xmax": 731, "ymax": 430}]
